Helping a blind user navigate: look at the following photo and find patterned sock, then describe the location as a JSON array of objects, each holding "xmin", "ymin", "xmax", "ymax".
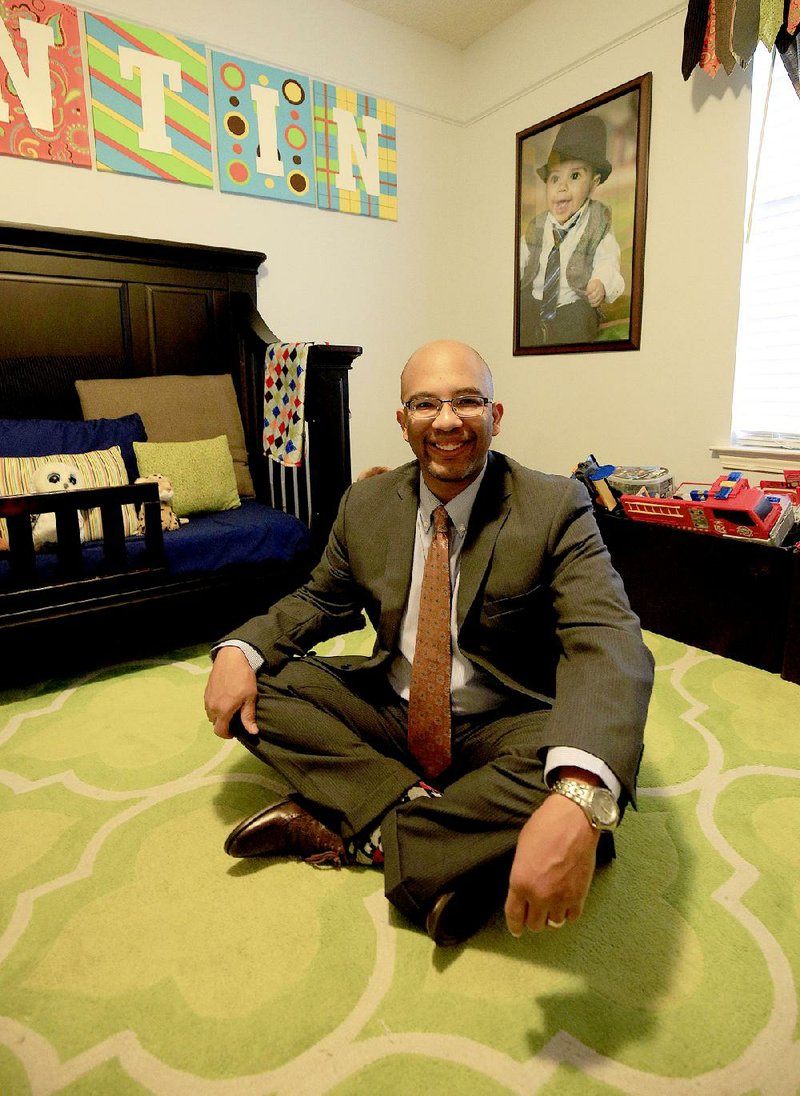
[
  {"xmin": 347, "ymin": 780, "xmax": 442, "ymax": 866},
  {"xmin": 401, "ymin": 780, "xmax": 443, "ymax": 803}
]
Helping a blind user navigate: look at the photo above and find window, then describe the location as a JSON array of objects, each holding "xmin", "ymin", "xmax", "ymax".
[{"xmin": 731, "ymin": 49, "xmax": 800, "ymax": 449}]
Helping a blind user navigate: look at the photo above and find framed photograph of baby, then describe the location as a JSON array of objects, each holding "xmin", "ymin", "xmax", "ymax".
[{"xmin": 514, "ymin": 73, "xmax": 652, "ymax": 356}]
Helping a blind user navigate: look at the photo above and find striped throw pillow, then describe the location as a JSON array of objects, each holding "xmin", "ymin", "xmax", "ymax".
[{"xmin": 0, "ymin": 446, "xmax": 137, "ymax": 544}]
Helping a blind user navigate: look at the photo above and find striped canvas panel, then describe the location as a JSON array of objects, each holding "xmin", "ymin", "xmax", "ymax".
[{"xmin": 84, "ymin": 13, "xmax": 213, "ymax": 187}]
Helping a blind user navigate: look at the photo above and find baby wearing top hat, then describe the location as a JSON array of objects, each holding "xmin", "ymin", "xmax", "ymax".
[{"xmin": 518, "ymin": 114, "xmax": 624, "ymax": 347}]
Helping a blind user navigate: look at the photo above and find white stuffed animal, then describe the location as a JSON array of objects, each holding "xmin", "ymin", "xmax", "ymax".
[
  {"xmin": 29, "ymin": 461, "xmax": 88, "ymax": 550},
  {"xmin": 134, "ymin": 473, "xmax": 188, "ymax": 533}
]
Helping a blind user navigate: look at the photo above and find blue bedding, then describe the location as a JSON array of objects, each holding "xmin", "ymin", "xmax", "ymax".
[
  {"xmin": 0, "ymin": 499, "xmax": 310, "ymax": 585},
  {"xmin": 141, "ymin": 500, "xmax": 310, "ymax": 574}
]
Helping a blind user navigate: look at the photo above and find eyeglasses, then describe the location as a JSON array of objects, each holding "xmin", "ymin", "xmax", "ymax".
[{"xmin": 403, "ymin": 395, "xmax": 493, "ymax": 420}]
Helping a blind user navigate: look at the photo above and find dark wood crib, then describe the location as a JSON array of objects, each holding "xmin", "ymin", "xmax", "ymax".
[{"xmin": 0, "ymin": 223, "xmax": 361, "ymax": 683}]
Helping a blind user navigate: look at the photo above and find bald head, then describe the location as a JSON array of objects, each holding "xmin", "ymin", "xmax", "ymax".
[
  {"xmin": 396, "ymin": 339, "xmax": 503, "ymax": 502},
  {"xmin": 400, "ymin": 340, "xmax": 494, "ymax": 402}
]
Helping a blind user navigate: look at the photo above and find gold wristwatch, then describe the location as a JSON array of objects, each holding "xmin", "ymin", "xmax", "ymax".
[{"xmin": 551, "ymin": 777, "xmax": 620, "ymax": 832}]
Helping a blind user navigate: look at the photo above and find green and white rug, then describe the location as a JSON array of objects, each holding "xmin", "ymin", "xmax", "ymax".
[{"xmin": 1, "ymin": 627, "xmax": 799, "ymax": 1095}]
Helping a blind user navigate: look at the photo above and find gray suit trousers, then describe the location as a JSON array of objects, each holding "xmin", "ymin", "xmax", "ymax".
[{"xmin": 238, "ymin": 654, "xmax": 558, "ymax": 923}]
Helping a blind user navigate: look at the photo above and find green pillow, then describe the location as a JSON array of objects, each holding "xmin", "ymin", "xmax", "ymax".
[{"xmin": 133, "ymin": 435, "xmax": 240, "ymax": 517}]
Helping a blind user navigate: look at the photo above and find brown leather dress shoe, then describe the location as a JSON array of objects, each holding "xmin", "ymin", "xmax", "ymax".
[
  {"xmin": 224, "ymin": 797, "xmax": 349, "ymax": 866},
  {"xmin": 426, "ymin": 888, "xmax": 500, "ymax": 947}
]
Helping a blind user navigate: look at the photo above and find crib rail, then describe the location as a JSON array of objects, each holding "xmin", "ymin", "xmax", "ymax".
[{"xmin": 0, "ymin": 482, "xmax": 165, "ymax": 588}]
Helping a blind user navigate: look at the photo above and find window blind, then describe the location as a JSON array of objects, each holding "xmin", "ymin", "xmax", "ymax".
[{"xmin": 731, "ymin": 49, "xmax": 800, "ymax": 449}]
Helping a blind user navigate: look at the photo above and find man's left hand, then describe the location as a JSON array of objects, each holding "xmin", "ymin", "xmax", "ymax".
[{"xmin": 504, "ymin": 793, "xmax": 599, "ymax": 936}]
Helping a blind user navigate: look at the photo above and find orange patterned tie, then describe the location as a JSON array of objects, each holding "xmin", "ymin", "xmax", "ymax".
[{"xmin": 407, "ymin": 504, "xmax": 452, "ymax": 778}]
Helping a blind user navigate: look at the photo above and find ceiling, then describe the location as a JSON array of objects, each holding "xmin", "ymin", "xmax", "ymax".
[{"xmin": 341, "ymin": 0, "xmax": 535, "ymax": 49}]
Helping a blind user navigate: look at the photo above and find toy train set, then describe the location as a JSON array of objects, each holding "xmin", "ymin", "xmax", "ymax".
[{"xmin": 572, "ymin": 458, "xmax": 799, "ymax": 548}]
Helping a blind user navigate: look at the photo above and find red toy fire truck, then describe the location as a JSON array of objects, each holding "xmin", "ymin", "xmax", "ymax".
[
  {"xmin": 759, "ymin": 470, "xmax": 800, "ymax": 520},
  {"xmin": 618, "ymin": 472, "xmax": 795, "ymax": 546}
]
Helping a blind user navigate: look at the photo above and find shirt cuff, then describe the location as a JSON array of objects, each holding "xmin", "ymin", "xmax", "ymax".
[
  {"xmin": 544, "ymin": 747, "xmax": 622, "ymax": 800},
  {"xmin": 212, "ymin": 639, "xmax": 264, "ymax": 673}
]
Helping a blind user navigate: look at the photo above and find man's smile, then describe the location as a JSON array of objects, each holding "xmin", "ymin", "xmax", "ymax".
[{"xmin": 427, "ymin": 438, "xmax": 472, "ymax": 455}]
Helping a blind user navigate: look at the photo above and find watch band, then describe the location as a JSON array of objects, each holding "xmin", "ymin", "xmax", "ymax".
[
  {"xmin": 552, "ymin": 777, "xmax": 592, "ymax": 809},
  {"xmin": 551, "ymin": 777, "xmax": 619, "ymax": 831}
]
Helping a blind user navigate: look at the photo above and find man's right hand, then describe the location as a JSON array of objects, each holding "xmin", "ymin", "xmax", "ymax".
[{"xmin": 204, "ymin": 645, "xmax": 260, "ymax": 739}]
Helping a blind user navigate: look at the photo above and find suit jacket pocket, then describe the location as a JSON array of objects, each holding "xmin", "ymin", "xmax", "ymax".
[{"xmin": 482, "ymin": 584, "xmax": 546, "ymax": 621}]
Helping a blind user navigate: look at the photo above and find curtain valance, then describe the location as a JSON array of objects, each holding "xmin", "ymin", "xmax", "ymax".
[{"xmin": 682, "ymin": 0, "xmax": 800, "ymax": 93}]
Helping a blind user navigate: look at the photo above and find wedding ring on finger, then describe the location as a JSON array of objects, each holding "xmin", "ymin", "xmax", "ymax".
[{"xmin": 545, "ymin": 917, "xmax": 565, "ymax": 929}]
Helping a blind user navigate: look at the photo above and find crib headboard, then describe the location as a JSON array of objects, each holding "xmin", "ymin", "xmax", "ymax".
[{"xmin": 0, "ymin": 223, "xmax": 361, "ymax": 555}]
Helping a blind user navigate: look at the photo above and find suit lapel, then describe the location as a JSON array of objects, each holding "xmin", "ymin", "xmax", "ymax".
[
  {"xmin": 457, "ymin": 453, "xmax": 512, "ymax": 626},
  {"xmin": 376, "ymin": 468, "xmax": 418, "ymax": 652}
]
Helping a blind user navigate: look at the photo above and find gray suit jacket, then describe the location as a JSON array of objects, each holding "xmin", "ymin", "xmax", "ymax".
[{"xmin": 231, "ymin": 451, "xmax": 654, "ymax": 802}]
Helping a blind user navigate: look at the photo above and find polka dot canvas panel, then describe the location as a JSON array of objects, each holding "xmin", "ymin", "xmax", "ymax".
[{"xmin": 211, "ymin": 51, "xmax": 314, "ymax": 205}]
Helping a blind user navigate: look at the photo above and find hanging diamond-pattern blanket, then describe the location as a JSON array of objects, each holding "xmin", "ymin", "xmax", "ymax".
[{"xmin": 263, "ymin": 342, "xmax": 310, "ymax": 467}]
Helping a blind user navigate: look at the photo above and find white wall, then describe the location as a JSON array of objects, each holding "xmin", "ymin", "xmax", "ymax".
[{"xmin": 1, "ymin": 0, "xmax": 753, "ymax": 485}]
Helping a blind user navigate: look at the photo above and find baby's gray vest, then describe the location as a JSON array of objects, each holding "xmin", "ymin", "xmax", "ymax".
[{"xmin": 520, "ymin": 200, "xmax": 612, "ymax": 298}]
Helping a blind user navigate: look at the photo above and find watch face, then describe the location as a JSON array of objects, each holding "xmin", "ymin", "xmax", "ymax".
[{"xmin": 591, "ymin": 789, "xmax": 619, "ymax": 826}]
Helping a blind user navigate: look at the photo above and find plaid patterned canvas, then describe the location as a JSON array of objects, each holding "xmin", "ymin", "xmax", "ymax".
[{"xmin": 313, "ymin": 81, "xmax": 396, "ymax": 220}]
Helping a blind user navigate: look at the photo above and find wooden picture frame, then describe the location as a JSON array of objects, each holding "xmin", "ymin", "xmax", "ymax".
[{"xmin": 514, "ymin": 73, "xmax": 652, "ymax": 356}]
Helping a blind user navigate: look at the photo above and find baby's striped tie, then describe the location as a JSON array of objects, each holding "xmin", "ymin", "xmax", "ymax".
[{"xmin": 541, "ymin": 223, "xmax": 570, "ymax": 321}]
